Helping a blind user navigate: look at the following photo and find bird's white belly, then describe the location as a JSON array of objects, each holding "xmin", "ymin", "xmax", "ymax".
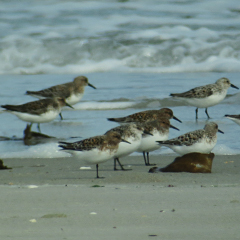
[
  {"xmin": 65, "ymin": 148, "xmax": 116, "ymax": 165},
  {"xmin": 12, "ymin": 110, "xmax": 59, "ymax": 123},
  {"xmin": 137, "ymin": 132, "xmax": 168, "ymax": 153},
  {"xmin": 181, "ymin": 91, "xmax": 227, "ymax": 108},
  {"xmin": 167, "ymin": 139, "xmax": 217, "ymax": 156},
  {"xmin": 114, "ymin": 138, "xmax": 141, "ymax": 158},
  {"xmin": 66, "ymin": 93, "xmax": 84, "ymax": 105}
]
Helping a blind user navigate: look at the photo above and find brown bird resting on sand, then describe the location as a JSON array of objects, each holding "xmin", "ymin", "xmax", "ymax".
[{"xmin": 149, "ymin": 152, "xmax": 215, "ymax": 173}]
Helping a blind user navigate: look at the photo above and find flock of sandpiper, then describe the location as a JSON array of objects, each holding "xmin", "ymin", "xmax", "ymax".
[{"xmin": 1, "ymin": 77, "xmax": 239, "ymax": 178}]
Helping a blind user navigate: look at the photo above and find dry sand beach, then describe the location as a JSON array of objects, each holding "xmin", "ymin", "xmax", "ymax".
[{"xmin": 1, "ymin": 154, "xmax": 240, "ymax": 240}]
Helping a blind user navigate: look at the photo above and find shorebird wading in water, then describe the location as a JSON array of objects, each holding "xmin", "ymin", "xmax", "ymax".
[
  {"xmin": 170, "ymin": 78, "xmax": 238, "ymax": 119},
  {"xmin": 1, "ymin": 97, "xmax": 73, "ymax": 132},
  {"xmin": 26, "ymin": 76, "xmax": 96, "ymax": 119}
]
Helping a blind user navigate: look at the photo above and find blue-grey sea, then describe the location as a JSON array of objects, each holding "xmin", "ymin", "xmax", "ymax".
[{"xmin": 0, "ymin": 0, "xmax": 240, "ymax": 158}]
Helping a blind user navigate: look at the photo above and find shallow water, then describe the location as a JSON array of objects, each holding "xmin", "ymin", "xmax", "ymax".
[
  {"xmin": 0, "ymin": 72, "xmax": 239, "ymax": 158},
  {"xmin": 1, "ymin": 0, "xmax": 240, "ymax": 157}
]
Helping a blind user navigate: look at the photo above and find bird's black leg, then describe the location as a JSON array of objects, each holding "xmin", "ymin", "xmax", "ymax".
[
  {"xmin": 195, "ymin": 108, "xmax": 198, "ymax": 119},
  {"xmin": 96, "ymin": 164, "xmax": 104, "ymax": 179},
  {"xmin": 205, "ymin": 108, "xmax": 210, "ymax": 119},
  {"xmin": 147, "ymin": 152, "xmax": 156, "ymax": 166},
  {"xmin": 96, "ymin": 164, "xmax": 100, "ymax": 178},
  {"xmin": 115, "ymin": 158, "xmax": 124, "ymax": 170},
  {"xmin": 59, "ymin": 112, "xmax": 63, "ymax": 120},
  {"xmin": 37, "ymin": 123, "xmax": 41, "ymax": 133},
  {"xmin": 114, "ymin": 158, "xmax": 132, "ymax": 171},
  {"xmin": 114, "ymin": 158, "xmax": 117, "ymax": 170},
  {"xmin": 143, "ymin": 152, "xmax": 148, "ymax": 166}
]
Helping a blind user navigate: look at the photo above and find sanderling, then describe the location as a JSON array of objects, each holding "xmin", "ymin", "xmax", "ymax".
[
  {"xmin": 107, "ymin": 108, "xmax": 182, "ymax": 124},
  {"xmin": 26, "ymin": 76, "xmax": 96, "ymax": 119},
  {"xmin": 105, "ymin": 123, "xmax": 152, "ymax": 170},
  {"xmin": 1, "ymin": 97, "xmax": 73, "ymax": 132},
  {"xmin": 58, "ymin": 131, "xmax": 130, "ymax": 178},
  {"xmin": 170, "ymin": 77, "xmax": 239, "ymax": 119},
  {"xmin": 137, "ymin": 118, "xmax": 179, "ymax": 166},
  {"xmin": 225, "ymin": 114, "xmax": 240, "ymax": 126},
  {"xmin": 156, "ymin": 122, "xmax": 224, "ymax": 155}
]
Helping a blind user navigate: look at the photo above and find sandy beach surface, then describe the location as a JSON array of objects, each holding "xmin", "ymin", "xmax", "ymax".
[{"xmin": 1, "ymin": 154, "xmax": 240, "ymax": 240}]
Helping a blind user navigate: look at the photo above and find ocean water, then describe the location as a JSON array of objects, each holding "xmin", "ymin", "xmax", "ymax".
[
  {"xmin": 0, "ymin": 0, "xmax": 240, "ymax": 158},
  {"xmin": 1, "ymin": 0, "xmax": 240, "ymax": 74}
]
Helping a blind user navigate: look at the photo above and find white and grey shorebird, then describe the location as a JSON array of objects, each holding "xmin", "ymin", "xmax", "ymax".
[
  {"xmin": 225, "ymin": 114, "xmax": 240, "ymax": 126},
  {"xmin": 26, "ymin": 76, "xmax": 96, "ymax": 119},
  {"xmin": 1, "ymin": 97, "xmax": 73, "ymax": 132},
  {"xmin": 170, "ymin": 78, "xmax": 239, "ymax": 119},
  {"xmin": 107, "ymin": 107, "xmax": 182, "ymax": 124},
  {"xmin": 156, "ymin": 122, "xmax": 224, "ymax": 156},
  {"xmin": 104, "ymin": 123, "xmax": 153, "ymax": 171},
  {"xmin": 58, "ymin": 131, "xmax": 130, "ymax": 178},
  {"xmin": 137, "ymin": 118, "xmax": 179, "ymax": 166}
]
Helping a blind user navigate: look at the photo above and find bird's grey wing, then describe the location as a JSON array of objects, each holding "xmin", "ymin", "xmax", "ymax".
[
  {"xmin": 27, "ymin": 83, "xmax": 72, "ymax": 99},
  {"xmin": 170, "ymin": 84, "xmax": 214, "ymax": 99},
  {"xmin": 158, "ymin": 129, "xmax": 204, "ymax": 146},
  {"xmin": 2, "ymin": 99, "xmax": 53, "ymax": 115},
  {"xmin": 59, "ymin": 136, "xmax": 104, "ymax": 151}
]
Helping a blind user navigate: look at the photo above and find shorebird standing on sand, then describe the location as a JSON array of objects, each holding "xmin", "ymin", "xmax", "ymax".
[
  {"xmin": 137, "ymin": 118, "xmax": 179, "ymax": 166},
  {"xmin": 156, "ymin": 122, "xmax": 224, "ymax": 155},
  {"xmin": 105, "ymin": 123, "xmax": 152, "ymax": 170},
  {"xmin": 58, "ymin": 131, "xmax": 130, "ymax": 178}
]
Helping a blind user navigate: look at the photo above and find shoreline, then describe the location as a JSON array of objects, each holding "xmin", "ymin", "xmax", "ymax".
[{"xmin": 1, "ymin": 154, "xmax": 240, "ymax": 186}]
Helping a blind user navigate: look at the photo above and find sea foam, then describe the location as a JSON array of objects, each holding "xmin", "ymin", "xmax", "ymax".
[
  {"xmin": 74, "ymin": 101, "xmax": 136, "ymax": 110},
  {"xmin": 1, "ymin": 142, "xmax": 70, "ymax": 159},
  {"xmin": 1, "ymin": 0, "xmax": 240, "ymax": 74}
]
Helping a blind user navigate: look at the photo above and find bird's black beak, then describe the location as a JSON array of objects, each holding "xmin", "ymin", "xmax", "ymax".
[
  {"xmin": 218, "ymin": 129, "xmax": 224, "ymax": 134},
  {"xmin": 88, "ymin": 83, "xmax": 97, "ymax": 89},
  {"xmin": 170, "ymin": 124, "xmax": 180, "ymax": 131},
  {"xmin": 173, "ymin": 115, "xmax": 182, "ymax": 123},
  {"xmin": 143, "ymin": 130, "xmax": 153, "ymax": 136},
  {"xmin": 121, "ymin": 139, "xmax": 131, "ymax": 144},
  {"xmin": 231, "ymin": 83, "xmax": 239, "ymax": 89},
  {"xmin": 66, "ymin": 102, "xmax": 74, "ymax": 109}
]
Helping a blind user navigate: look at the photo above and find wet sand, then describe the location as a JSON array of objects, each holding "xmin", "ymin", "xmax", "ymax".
[{"xmin": 1, "ymin": 154, "xmax": 240, "ymax": 239}]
